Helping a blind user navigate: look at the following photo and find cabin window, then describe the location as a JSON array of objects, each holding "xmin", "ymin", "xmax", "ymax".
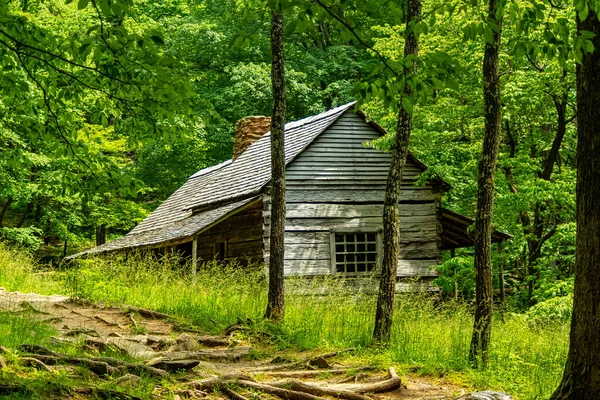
[
  {"xmin": 331, "ymin": 232, "xmax": 380, "ymax": 274},
  {"xmin": 214, "ymin": 241, "xmax": 227, "ymax": 261}
]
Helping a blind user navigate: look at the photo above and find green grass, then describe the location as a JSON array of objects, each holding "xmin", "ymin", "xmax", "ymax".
[{"xmin": 0, "ymin": 243, "xmax": 569, "ymax": 399}]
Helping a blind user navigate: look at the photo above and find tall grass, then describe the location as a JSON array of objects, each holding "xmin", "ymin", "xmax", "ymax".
[{"xmin": 0, "ymin": 244, "xmax": 568, "ymax": 399}]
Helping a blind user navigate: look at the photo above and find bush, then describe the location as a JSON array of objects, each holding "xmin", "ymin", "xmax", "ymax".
[{"xmin": 0, "ymin": 226, "xmax": 43, "ymax": 254}]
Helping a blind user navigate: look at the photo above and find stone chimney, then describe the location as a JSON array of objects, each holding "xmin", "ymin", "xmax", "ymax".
[{"xmin": 232, "ymin": 116, "xmax": 272, "ymax": 160}]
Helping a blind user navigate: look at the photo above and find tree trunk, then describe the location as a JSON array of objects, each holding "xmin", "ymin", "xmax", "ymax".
[
  {"xmin": 550, "ymin": 9, "xmax": 600, "ymax": 400},
  {"xmin": 373, "ymin": 0, "xmax": 421, "ymax": 343},
  {"xmin": 96, "ymin": 224, "xmax": 107, "ymax": 246},
  {"xmin": 0, "ymin": 198, "xmax": 13, "ymax": 227},
  {"xmin": 265, "ymin": 6, "xmax": 286, "ymax": 321},
  {"xmin": 469, "ymin": 0, "xmax": 502, "ymax": 367}
]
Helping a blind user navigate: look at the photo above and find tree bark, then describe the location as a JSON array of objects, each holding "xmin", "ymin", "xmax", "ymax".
[
  {"xmin": 265, "ymin": 6, "xmax": 286, "ymax": 321},
  {"xmin": 550, "ymin": 8, "xmax": 600, "ymax": 400},
  {"xmin": 373, "ymin": 0, "xmax": 421, "ymax": 342},
  {"xmin": 469, "ymin": 0, "xmax": 502, "ymax": 367},
  {"xmin": 96, "ymin": 224, "xmax": 107, "ymax": 246}
]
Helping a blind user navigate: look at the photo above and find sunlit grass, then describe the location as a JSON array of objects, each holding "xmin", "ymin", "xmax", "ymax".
[{"xmin": 0, "ymin": 244, "xmax": 568, "ymax": 399}]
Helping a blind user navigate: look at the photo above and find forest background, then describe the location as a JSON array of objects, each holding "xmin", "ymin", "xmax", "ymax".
[{"xmin": 0, "ymin": 0, "xmax": 578, "ymax": 321}]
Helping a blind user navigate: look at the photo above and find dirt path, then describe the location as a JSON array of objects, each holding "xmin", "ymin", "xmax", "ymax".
[{"xmin": 0, "ymin": 288, "xmax": 475, "ymax": 400}]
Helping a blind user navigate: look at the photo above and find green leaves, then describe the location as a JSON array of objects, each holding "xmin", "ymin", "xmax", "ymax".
[{"xmin": 77, "ymin": 0, "xmax": 89, "ymax": 10}]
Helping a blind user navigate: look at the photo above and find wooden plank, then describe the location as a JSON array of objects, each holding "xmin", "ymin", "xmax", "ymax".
[
  {"xmin": 285, "ymin": 216, "xmax": 437, "ymax": 232},
  {"xmin": 397, "ymin": 259, "xmax": 439, "ymax": 277},
  {"xmin": 284, "ymin": 243, "xmax": 330, "ymax": 260},
  {"xmin": 286, "ymin": 165, "xmax": 420, "ymax": 173},
  {"xmin": 284, "ymin": 230, "xmax": 439, "ymax": 244},
  {"xmin": 284, "ymin": 259, "xmax": 332, "ymax": 276},
  {"xmin": 301, "ymin": 148, "xmax": 390, "ymax": 156},
  {"xmin": 286, "ymin": 203, "xmax": 435, "ymax": 219},
  {"xmin": 283, "ymin": 239, "xmax": 436, "ymax": 260},
  {"xmin": 197, "ymin": 225, "xmax": 262, "ymax": 246},
  {"xmin": 286, "ymin": 189, "xmax": 435, "ymax": 203},
  {"xmin": 291, "ymin": 156, "xmax": 391, "ymax": 163}
]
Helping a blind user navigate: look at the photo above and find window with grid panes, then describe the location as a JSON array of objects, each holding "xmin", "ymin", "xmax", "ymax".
[{"xmin": 333, "ymin": 232, "xmax": 378, "ymax": 273}]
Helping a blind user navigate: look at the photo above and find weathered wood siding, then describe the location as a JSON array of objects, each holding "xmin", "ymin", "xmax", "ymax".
[
  {"xmin": 193, "ymin": 200, "xmax": 263, "ymax": 264},
  {"xmin": 282, "ymin": 110, "xmax": 441, "ymax": 279}
]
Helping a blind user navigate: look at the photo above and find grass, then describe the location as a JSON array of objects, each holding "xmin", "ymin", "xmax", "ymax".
[{"xmin": 0, "ymin": 243, "xmax": 569, "ymax": 399}]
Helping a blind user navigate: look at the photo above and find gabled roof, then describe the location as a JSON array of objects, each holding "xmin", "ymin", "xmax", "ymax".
[{"xmin": 69, "ymin": 102, "xmax": 357, "ymax": 258}]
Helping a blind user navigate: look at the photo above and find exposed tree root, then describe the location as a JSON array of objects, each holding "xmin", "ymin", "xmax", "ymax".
[
  {"xmin": 266, "ymin": 379, "xmax": 373, "ymax": 400},
  {"xmin": 261, "ymin": 366, "xmax": 371, "ymax": 378},
  {"xmin": 188, "ymin": 372, "xmax": 255, "ymax": 391},
  {"xmin": 126, "ymin": 306, "xmax": 173, "ymax": 320},
  {"xmin": 20, "ymin": 353, "xmax": 169, "ymax": 378},
  {"xmin": 236, "ymin": 380, "xmax": 327, "ymax": 400},
  {"xmin": 223, "ymin": 387, "xmax": 251, "ymax": 400},
  {"xmin": 325, "ymin": 368, "xmax": 401, "ymax": 394},
  {"xmin": 196, "ymin": 335, "xmax": 241, "ymax": 347},
  {"xmin": 19, "ymin": 357, "xmax": 53, "ymax": 373},
  {"xmin": 72, "ymin": 386, "xmax": 143, "ymax": 400},
  {"xmin": 224, "ymin": 324, "xmax": 251, "ymax": 336}
]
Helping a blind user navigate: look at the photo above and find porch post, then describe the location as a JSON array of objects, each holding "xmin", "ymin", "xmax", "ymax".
[{"xmin": 192, "ymin": 236, "xmax": 198, "ymax": 278}]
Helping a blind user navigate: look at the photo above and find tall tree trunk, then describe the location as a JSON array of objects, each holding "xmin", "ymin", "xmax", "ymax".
[
  {"xmin": 0, "ymin": 198, "xmax": 13, "ymax": 227},
  {"xmin": 373, "ymin": 0, "xmax": 421, "ymax": 342},
  {"xmin": 550, "ymin": 9, "xmax": 600, "ymax": 400},
  {"xmin": 265, "ymin": 6, "xmax": 286, "ymax": 321},
  {"xmin": 469, "ymin": 0, "xmax": 502, "ymax": 366},
  {"xmin": 96, "ymin": 224, "xmax": 107, "ymax": 246}
]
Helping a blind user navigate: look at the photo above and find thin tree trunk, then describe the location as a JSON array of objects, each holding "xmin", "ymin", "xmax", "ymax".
[
  {"xmin": 550, "ymin": 8, "xmax": 600, "ymax": 400},
  {"xmin": 469, "ymin": 0, "xmax": 502, "ymax": 367},
  {"xmin": 265, "ymin": 6, "xmax": 286, "ymax": 321},
  {"xmin": 373, "ymin": 0, "xmax": 421, "ymax": 342},
  {"xmin": 96, "ymin": 224, "xmax": 107, "ymax": 246},
  {"xmin": 0, "ymin": 198, "xmax": 13, "ymax": 227}
]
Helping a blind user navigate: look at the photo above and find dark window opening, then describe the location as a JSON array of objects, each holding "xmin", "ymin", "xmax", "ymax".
[{"xmin": 333, "ymin": 232, "xmax": 378, "ymax": 274}]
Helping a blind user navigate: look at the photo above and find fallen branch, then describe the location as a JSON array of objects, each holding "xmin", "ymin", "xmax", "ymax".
[
  {"xmin": 326, "ymin": 368, "xmax": 401, "ymax": 394},
  {"xmin": 237, "ymin": 380, "xmax": 327, "ymax": 400},
  {"xmin": 267, "ymin": 379, "xmax": 372, "ymax": 400}
]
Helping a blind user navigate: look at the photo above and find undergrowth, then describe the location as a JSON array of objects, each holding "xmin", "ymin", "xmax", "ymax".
[{"xmin": 0, "ymin": 243, "xmax": 569, "ymax": 399}]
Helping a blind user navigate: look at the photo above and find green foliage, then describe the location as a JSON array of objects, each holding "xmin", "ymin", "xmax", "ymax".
[
  {"xmin": 0, "ymin": 227, "xmax": 43, "ymax": 254},
  {"xmin": 434, "ymin": 256, "xmax": 476, "ymax": 299}
]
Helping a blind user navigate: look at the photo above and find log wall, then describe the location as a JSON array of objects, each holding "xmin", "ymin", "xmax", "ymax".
[
  {"xmin": 282, "ymin": 111, "xmax": 441, "ymax": 280},
  {"xmin": 192, "ymin": 200, "xmax": 263, "ymax": 264}
]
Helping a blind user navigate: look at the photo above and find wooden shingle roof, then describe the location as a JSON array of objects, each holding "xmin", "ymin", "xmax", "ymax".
[{"xmin": 69, "ymin": 102, "xmax": 356, "ymax": 258}]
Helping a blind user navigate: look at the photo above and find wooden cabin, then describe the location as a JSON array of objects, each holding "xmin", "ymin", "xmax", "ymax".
[{"xmin": 70, "ymin": 102, "xmax": 510, "ymax": 290}]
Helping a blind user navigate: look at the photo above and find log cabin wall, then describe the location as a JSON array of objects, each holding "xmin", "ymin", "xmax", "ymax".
[
  {"xmin": 282, "ymin": 110, "xmax": 441, "ymax": 282},
  {"xmin": 191, "ymin": 200, "xmax": 264, "ymax": 265}
]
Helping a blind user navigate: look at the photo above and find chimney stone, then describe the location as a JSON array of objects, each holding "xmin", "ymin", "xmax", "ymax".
[{"xmin": 232, "ymin": 116, "xmax": 271, "ymax": 160}]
